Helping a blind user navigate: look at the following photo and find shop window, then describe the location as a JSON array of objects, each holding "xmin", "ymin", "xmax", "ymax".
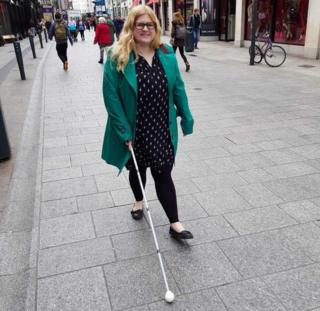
[
  {"xmin": 0, "ymin": 3, "xmax": 12, "ymax": 35},
  {"xmin": 245, "ymin": 0, "xmax": 309, "ymax": 46},
  {"xmin": 274, "ymin": 0, "xmax": 309, "ymax": 45}
]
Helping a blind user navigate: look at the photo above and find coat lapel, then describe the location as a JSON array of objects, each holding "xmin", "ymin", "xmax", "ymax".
[
  {"xmin": 123, "ymin": 52, "xmax": 137, "ymax": 96},
  {"xmin": 156, "ymin": 48, "xmax": 175, "ymax": 91}
]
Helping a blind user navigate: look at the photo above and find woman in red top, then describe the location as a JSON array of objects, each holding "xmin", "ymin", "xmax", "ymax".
[{"xmin": 94, "ymin": 17, "xmax": 112, "ymax": 64}]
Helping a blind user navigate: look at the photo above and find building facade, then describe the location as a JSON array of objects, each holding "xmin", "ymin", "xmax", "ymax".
[{"xmin": 105, "ymin": 0, "xmax": 319, "ymax": 59}]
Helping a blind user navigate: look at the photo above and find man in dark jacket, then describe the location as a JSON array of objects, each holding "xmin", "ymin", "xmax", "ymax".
[
  {"xmin": 189, "ymin": 8, "xmax": 201, "ymax": 49},
  {"xmin": 49, "ymin": 12, "xmax": 73, "ymax": 71},
  {"xmin": 113, "ymin": 16, "xmax": 124, "ymax": 41}
]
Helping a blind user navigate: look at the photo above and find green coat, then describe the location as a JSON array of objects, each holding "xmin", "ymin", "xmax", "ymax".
[{"xmin": 101, "ymin": 44, "xmax": 194, "ymax": 172}]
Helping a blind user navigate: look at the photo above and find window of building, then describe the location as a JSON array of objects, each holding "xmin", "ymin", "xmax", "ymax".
[
  {"xmin": 174, "ymin": 0, "xmax": 193, "ymax": 25},
  {"xmin": 0, "ymin": 3, "xmax": 12, "ymax": 35},
  {"xmin": 245, "ymin": 0, "xmax": 309, "ymax": 45}
]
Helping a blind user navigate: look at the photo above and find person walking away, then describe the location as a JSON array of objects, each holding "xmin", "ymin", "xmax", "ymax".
[
  {"xmin": 68, "ymin": 19, "xmax": 77, "ymax": 42},
  {"xmin": 78, "ymin": 18, "xmax": 85, "ymax": 40},
  {"xmin": 171, "ymin": 11, "xmax": 190, "ymax": 72},
  {"xmin": 106, "ymin": 15, "xmax": 116, "ymax": 45},
  {"xmin": 102, "ymin": 5, "xmax": 194, "ymax": 240},
  {"xmin": 189, "ymin": 8, "xmax": 201, "ymax": 49},
  {"xmin": 85, "ymin": 19, "xmax": 90, "ymax": 31},
  {"xmin": 94, "ymin": 17, "xmax": 112, "ymax": 64},
  {"xmin": 114, "ymin": 16, "xmax": 124, "ymax": 41},
  {"xmin": 49, "ymin": 12, "xmax": 73, "ymax": 70}
]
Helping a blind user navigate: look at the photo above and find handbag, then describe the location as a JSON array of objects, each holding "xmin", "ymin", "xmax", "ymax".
[{"xmin": 175, "ymin": 24, "xmax": 187, "ymax": 40}]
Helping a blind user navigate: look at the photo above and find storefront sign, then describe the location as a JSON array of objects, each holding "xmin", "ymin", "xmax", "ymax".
[{"xmin": 42, "ymin": 5, "xmax": 53, "ymax": 21}]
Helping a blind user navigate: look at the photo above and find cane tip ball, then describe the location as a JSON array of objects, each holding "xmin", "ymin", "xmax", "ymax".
[{"xmin": 165, "ymin": 290, "xmax": 175, "ymax": 303}]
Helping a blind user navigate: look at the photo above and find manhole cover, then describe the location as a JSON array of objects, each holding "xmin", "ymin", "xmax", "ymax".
[
  {"xmin": 298, "ymin": 64, "xmax": 316, "ymax": 68},
  {"xmin": 193, "ymin": 87, "xmax": 202, "ymax": 90}
]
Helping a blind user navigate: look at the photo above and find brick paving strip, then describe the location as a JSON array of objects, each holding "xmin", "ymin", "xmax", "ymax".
[{"xmin": 1, "ymin": 30, "xmax": 320, "ymax": 311}]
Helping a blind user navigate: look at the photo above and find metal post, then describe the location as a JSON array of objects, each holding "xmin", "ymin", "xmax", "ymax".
[
  {"xmin": 29, "ymin": 35, "xmax": 37, "ymax": 58},
  {"xmin": 38, "ymin": 30, "xmax": 43, "ymax": 48},
  {"xmin": 0, "ymin": 100, "xmax": 11, "ymax": 161},
  {"xmin": 249, "ymin": 0, "xmax": 257, "ymax": 65},
  {"xmin": 13, "ymin": 41, "xmax": 26, "ymax": 80},
  {"xmin": 43, "ymin": 28, "xmax": 48, "ymax": 43}
]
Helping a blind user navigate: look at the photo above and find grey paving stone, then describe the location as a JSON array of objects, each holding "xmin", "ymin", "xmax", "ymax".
[
  {"xmin": 279, "ymin": 200, "xmax": 320, "ymax": 223},
  {"xmin": 43, "ymin": 137, "xmax": 68, "ymax": 148},
  {"xmin": 92, "ymin": 205, "xmax": 148, "ymax": 237},
  {"xmin": 43, "ymin": 155, "xmax": 70, "ymax": 171},
  {"xmin": 163, "ymin": 243, "xmax": 241, "ymax": 293},
  {"xmin": 111, "ymin": 186, "xmax": 157, "ymax": 206},
  {"xmin": 174, "ymin": 179, "xmax": 200, "ymax": 196},
  {"xmin": 38, "ymin": 237, "xmax": 115, "ymax": 277},
  {"xmin": 225, "ymin": 143, "xmax": 262, "ymax": 155},
  {"xmin": 0, "ymin": 231, "xmax": 31, "ymax": 275},
  {"xmin": 255, "ymin": 140, "xmax": 291, "ymax": 150},
  {"xmin": 85, "ymin": 142, "xmax": 102, "ymax": 152},
  {"xmin": 0, "ymin": 271, "xmax": 29, "ymax": 311},
  {"xmin": 308, "ymin": 159, "xmax": 320, "ymax": 170},
  {"xmin": 224, "ymin": 206, "xmax": 297, "ymax": 235},
  {"xmin": 0, "ymin": 200, "xmax": 34, "ymax": 232},
  {"xmin": 111, "ymin": 226, "xmax": 181, "ymax": 260},
  {"xmin": 9, "ymin": 177, "xmax": 36, "ymax": 202},
  {"xmin": 172, "ymin": 161, "xmax": 214, "ymax": 180},
  {"xmin": 41, "ymin": 176, "xmax": 97, "ymax": 201},
  {"xmin": 292, "ymin": 174, "xmax": 320, "ymax": 195},
  {"xmin": 104, "ymin": 254, "xmax": 179, "ymax": 310},
  {"xmin": 95, "ymin": 173, "xmax": 129, "ymax": 192},
  {"xmin": 37, "ymin": 267, "xmax": 111, "ymax": 311},
  {"xmin": 185, "ymin": 147, "xmax": 229, "ymax": 160},
  {"xmin": 218, "ymin": 229, "xmax": 312, "ymax": 278},
  {"xmin": 192, "ymin": 172, "xmax": 247, "ymax": 191},
  {"xmin": 263, "ymin": 177, "xmax": 320, "ymax": 201},
  {"xmin": 149, "ymin": 287, "xmax": 227, "ymax": 311},
  {"xmin": 260, "ymin": 149, "xmax": 307, "ymax": 165},
  {"xmin": 234, "ymin": 183, "xmax": 283, "ymax": 207},
  {"xmin": 230, "ymin": 152, "xmax": 276, "ymax": 170},
  {"xmin": 264, "ymin": 162, "xmax": 319, "ymax": 179},
  {"xmin": 77, "ymin": 192, "xmax": 114, "ymax": 212},
  {"xmin": 238, "ymin": 168, "xmax": 275, "ymax": 183},
  {"xmin": 82, "ymin": 162, "xmax": 117, "ymax": 176},
  {"xmin": 204, "ymin": 157, "xmax": 241, "ymax": 173},
  {"xmin": 70, "ymin": 151, "xmax": 103, "ymax": 166},
  {"xmin": 43, "ymin": 144, "xmax": 85, "ymax": 158},
  {"xmin": 123, "ymin": 306, "xmax": 149, "ymax": 311},
  {"xmin": 42, "ymin": 166, "xmax": 83, "ymax": 182},
  {"xmin": 262, "ymin": 264, "xmax": 320, "ymax": 311},
  {"xmin": 68, "ymin": 134, "xmax": 102, "ymax": 145},
  {"xmin": 194, "ymin": 188, "xmax": 251, "ymax": 216},
  {"xmin": 41, "ymin": 198, "xmax": 78, "ymax": 219},
  {"xmin": 290, "ymin": 144, "xmax": 320, "ymax": 159},
  {"xmin": 39, "ymin": 212, "xmax": 95, "ymax": 248},
  {"xmin": 282, "ymin": 223, "xmax": 320, "ymax": 261},
  {"xmin": 216, "ymin": 278, "xmax": 286, "ymax": 311}
]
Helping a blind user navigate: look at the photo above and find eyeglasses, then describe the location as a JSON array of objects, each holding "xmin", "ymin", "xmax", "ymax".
[{"xmin": 135, "ymin": 22, "xmax": 155, "ymax": 30}]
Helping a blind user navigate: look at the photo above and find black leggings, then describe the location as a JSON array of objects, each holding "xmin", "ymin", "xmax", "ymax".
[
  {"xmin": 56, "ymin": 42, "xmax": 67, "ymax": 63},
  {"xmin": 173, "ymin": 45, "xmax": 188, "ymax": 64},
  {"xmin": 129, "ymin": 165, "xmax": 179, "ymax": 223}
]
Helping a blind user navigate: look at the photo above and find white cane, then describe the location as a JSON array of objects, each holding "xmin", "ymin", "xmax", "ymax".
[{"xmin": 129, "ymin": 145, "xmax": 175, "ymax": 303}]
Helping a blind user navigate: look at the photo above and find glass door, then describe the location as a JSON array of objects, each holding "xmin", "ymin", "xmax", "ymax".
[{"xmin": 219, "ymin": 0, "xmax": 236, "ymax": 41}]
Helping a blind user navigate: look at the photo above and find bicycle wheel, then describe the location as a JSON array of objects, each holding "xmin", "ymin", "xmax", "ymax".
[
  {"xmin": 264, "ymin": 45, "xmax": 286, "ymax": 67},
  {"xmin": 249, "ymin": 45, "xmax": 263, "ymax": 64}
]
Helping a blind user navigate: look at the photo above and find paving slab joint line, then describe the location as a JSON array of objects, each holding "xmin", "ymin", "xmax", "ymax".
[{"xmin": 0, "ymin": 41, "xmax": 53, "ymax": 311}]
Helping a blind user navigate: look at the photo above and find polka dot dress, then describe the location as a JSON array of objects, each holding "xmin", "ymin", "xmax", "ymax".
[{"xmin": 127, "ymin": 54, "xmax": 174, "ymax": 173}]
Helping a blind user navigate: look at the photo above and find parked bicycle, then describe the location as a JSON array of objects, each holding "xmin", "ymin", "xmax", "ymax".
[{"xmin": 249, "ymin": 32, "xmax": 287, "ymax": 67}]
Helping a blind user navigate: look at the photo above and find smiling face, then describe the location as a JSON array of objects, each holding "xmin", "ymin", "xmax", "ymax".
[{"xmin": 133, "ymin": 14, "xmax": 156, "ymax": 46}]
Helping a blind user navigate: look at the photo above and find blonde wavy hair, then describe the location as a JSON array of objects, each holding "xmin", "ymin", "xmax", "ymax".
[
  {"xmin": 173, "ymin": 11, "xmax": 184, "ymax": 24},
  {"xmin": 111, "ymin": 5, "xmax": 162, "ymax": 72}
]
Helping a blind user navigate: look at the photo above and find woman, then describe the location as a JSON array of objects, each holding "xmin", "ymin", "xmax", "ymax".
[
  {"xmin": 171, "ymin": 11, "xmax": 190, "ymax": 72},
  {"xmin": 102, "ymin": 5, "xmax": 194, "ymax": 240},
  {"xmin": 94, "ymin": 17, "xmax": 112, "ymax": 64}
]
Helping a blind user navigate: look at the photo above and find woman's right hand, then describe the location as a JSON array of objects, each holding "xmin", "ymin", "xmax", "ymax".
[{"xmin": 125, "ymin": 140, "xmax": 132, "ymax": 150}]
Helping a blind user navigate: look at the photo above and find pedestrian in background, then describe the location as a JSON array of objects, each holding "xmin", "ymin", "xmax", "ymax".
[
  {"xmin": 189, "ymin": 8, "xmax": 201, "ymax": 49},
  {"xmin": 77, "ymin": 18, "xmax": 86, "ymax": 41},
  {"xmin": 114, "ymin": 16, "xmax": 124, "ymax": 41},
  {"xmin": 49, "ymin": 12, "xmax": 73, "ymax": 71},
  {"xmin": 171, "ymin": 11, "xmax": 190, "ymax": 72},
  {"xmin": 94, "ymin": 17, "xmax": 112, "ymax": 64},
  {"xmin": 102, "ymin": 5, "xmax": 194, "ymax": 240},
  {"xmin": 106, "ymin": 15, "xmax": 116, "ymax": 45},
  {"xmin": 68, "ymin": 18, "xmax": 77, "ymax": 42}
]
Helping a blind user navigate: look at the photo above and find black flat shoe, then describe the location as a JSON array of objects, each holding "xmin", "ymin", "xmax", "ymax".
[
  {"xmin": 131, "ymin": 208, "xmax": 143, "ymax": 220},
  {"xmin": 169, "ymin": 227, "xmax": 193, "ymax": 240}
]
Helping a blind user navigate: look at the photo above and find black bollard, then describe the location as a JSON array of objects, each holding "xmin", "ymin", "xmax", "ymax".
[
  {"xmin": 250, "ymin": 0, "xmax": 258, "ymax": 65},
  {"xmin": 13, "ymin": 41, "xmax": 26, "ymax": 80},
  {"xmin": 38, "ymin": 30, "xmax": 43, "ymax": 48},
  {"xmin": 0, "ymin": 101, "xmax": 11, "ymax": 161},
  {"xmin": 43, "ymin": 28, "xmax": 48, "ymax": 43},
  {"xmin": 29, "ymin": 35, "xmax": 37, "ymax": 58}
]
